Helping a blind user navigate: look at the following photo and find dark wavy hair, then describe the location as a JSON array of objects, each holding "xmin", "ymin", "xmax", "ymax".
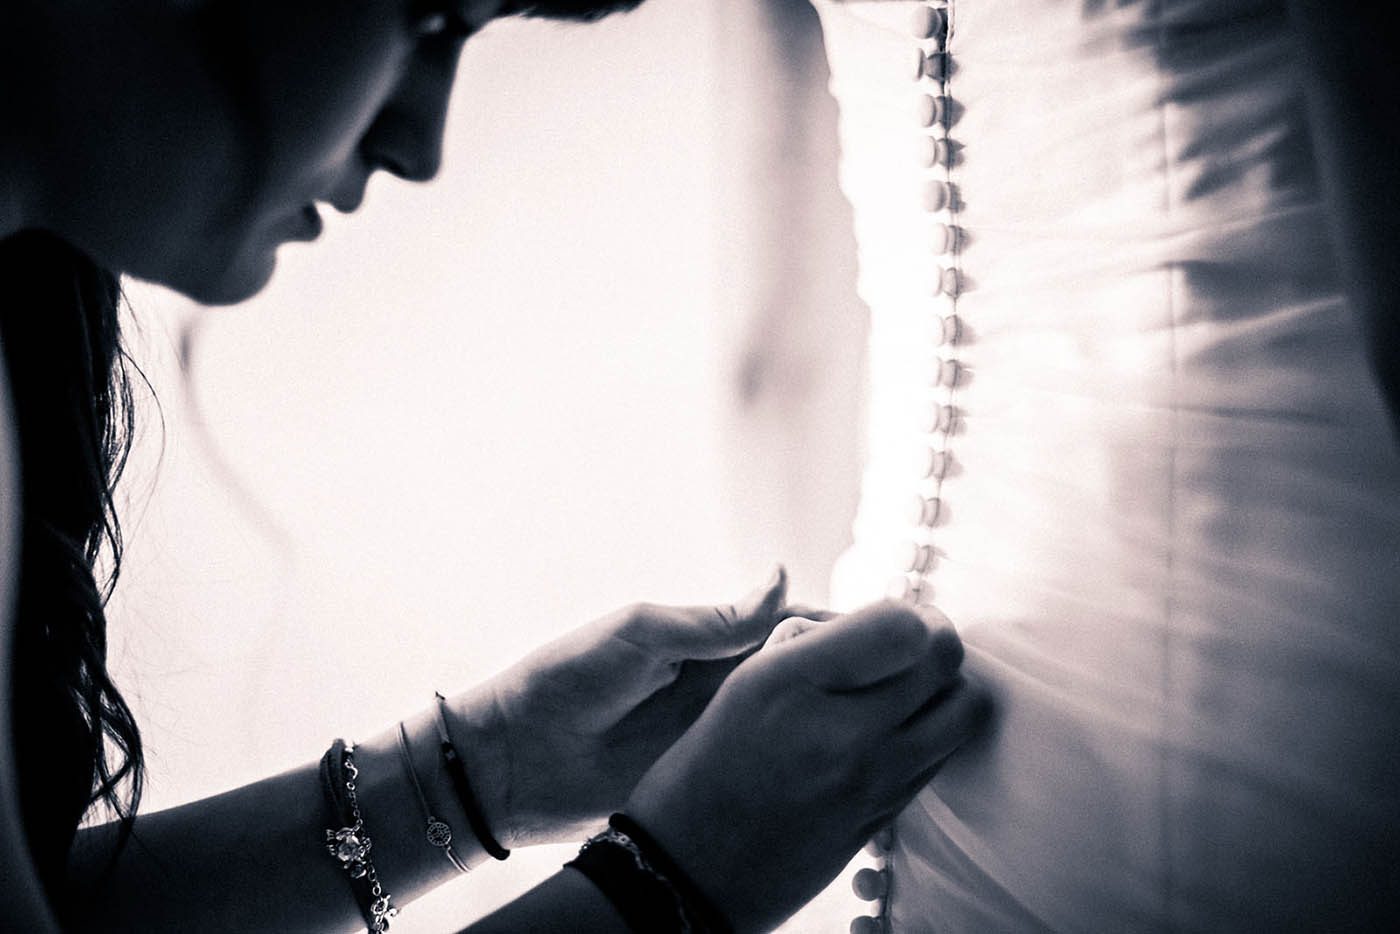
[{"xmin": 0, "ymin": 231, "xmax": 142, "ymax": 898}]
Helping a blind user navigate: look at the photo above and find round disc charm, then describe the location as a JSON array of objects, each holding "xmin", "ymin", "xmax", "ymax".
[{"xmin": 426, "ymin": 819, "xmax": 453, "ymax": 849}]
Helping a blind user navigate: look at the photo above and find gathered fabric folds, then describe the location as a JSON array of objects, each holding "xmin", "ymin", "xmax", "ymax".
[{"xmin": 815, "ymin": 0, "xmax": 1400, "ymax": 930}]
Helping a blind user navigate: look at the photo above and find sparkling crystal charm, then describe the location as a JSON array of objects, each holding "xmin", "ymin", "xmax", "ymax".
[{"xmin": 327, "ymin": 826, "xmax": 371, "ymax": 867}]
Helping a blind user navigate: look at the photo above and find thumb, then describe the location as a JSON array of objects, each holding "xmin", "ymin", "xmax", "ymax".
[
  {"xmin": 642, "ymin": 565, "xmax": 789, "ymax": 660},
  {"xmin": 733, "ymin": 564, "xmax": 789, "ymax": 626},
  {"xmin": 767, "ymin": 600, "xmax": 947, "ymax": 691}
]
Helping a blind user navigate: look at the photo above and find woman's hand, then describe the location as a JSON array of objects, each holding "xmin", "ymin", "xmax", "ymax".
[
  {"xmin": 444, "ymin": 568, "xmax": 791, "ymax": 846},
  {"xmin": 625, "ymin": 599, "xmax": 990, "ymax": 933}
]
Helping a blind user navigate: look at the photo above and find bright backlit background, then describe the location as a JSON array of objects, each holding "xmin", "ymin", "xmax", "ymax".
[{"xmin": 108, "ymin": 0, "xmax": 868, "ymax": 929}]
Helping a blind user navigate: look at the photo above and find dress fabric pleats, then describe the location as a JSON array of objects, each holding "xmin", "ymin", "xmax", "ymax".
[{"xmin": 813, "ymin": 0, "xmax": 1400, "ymax": 930}]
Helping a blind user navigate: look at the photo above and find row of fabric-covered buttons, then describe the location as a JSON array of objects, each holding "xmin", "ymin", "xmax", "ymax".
[
  {"xmin": 859, "ymin": 4, "xmax": 957, "ymax": 933},
  {"xmin": 886, "ymin": 0, "xmax": 959, "ymax": 614}
]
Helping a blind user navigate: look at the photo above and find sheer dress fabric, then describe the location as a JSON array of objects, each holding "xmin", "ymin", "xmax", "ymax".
[{"xmin": 813, "ymin": 0, "xmax": 1400, "ymax": 930}]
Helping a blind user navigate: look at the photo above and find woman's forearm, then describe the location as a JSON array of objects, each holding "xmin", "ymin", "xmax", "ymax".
[
  {"xmin": 462, "ymin": 868, "xmax": 629, "ymax": 934},
  {"xmin": 65, "ymin": 702, "xmax": 507, "ymax": 933}
]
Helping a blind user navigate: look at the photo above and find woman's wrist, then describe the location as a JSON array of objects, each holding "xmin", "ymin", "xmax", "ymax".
[
  {"xmin": 347, "ymin": 721, "xmax": 479, "ymax": 901},
  {"xmin": 418, "ymin": 687, "xmax": 520, "ymax": 849},
  {"xmin": 436, "ymin": 683, "xmax": 610, "ymax": 849},
  {"xmin": 347, "ymin": 691, "xmax": 516, "ymax": 900},
  {"xmin": 565, "ymin": 813, "xmax": 735, "ymax": 934}
]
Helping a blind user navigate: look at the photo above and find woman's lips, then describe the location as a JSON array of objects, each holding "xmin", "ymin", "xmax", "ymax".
[{"xmin": 287, "ymin": 204, "xmax": 323, "ymax": 241}]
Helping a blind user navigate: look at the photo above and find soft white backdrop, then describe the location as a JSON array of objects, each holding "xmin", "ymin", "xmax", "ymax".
[{"xmin": 107, "ymin": 1, "xmax": 867, "ymax": 930}]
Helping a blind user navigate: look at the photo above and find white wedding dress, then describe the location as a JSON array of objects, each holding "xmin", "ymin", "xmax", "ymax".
[{"xmin": 812, "ymin": 0, "xmax": 1400, "ymax": 929}]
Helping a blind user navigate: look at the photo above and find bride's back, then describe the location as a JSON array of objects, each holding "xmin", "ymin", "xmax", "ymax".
[{"xmin": 816, "ymin": 0, "xmax": 1400, "ymax": 928}]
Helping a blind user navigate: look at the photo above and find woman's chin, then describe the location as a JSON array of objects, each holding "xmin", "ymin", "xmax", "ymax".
[{"xmin": 156, "ymin": 249, "xmax": 277, "ymax": 307}]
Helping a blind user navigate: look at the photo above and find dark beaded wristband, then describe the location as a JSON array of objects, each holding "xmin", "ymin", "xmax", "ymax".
[
  {"xmin": 321, "ymin": 740, "xmax": 398, "ymax": 932},
  {"xmin": 565, "ymin": 813, "xmax": 733, "ymax": 934}
]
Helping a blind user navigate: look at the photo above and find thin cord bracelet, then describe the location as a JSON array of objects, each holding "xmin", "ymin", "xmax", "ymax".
[
  {"xmin": 609, "ymin": 813, "xmax": 733, "ymax": 934},
  {"xmin": 431, "ymin": 692, "xmax": 511, "ymax": 860},
  {"xmin": 396, "ymin": 721, "xmax": 471, "ymax": 873},
  {"xmin": 321, "ymin": 739, "xmax": 399, "ymax": 933},
  {"xmin": 565, "ymin": 813, "xmax": 733, "ymax": 934}
]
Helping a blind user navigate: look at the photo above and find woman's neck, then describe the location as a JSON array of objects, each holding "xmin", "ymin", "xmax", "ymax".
[
  {"xmin": 0, "ymin": 27, "xmax": 32, "ymax": 239},
  {"xmin": 0, "ymin": 82, "xmax": 26, "ymax": 237},
  {"xmin": 1, "ymin": 1, "xmax": 55, "ymax": 240},
  {"xmin": 0, "ymin": 170, "xmax": 26, "ymax": 240}
]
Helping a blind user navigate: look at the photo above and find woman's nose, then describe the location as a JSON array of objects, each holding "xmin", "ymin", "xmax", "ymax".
[{"xmin": 360, "ymin": 49, "xmax": 459, "ymax": 183}]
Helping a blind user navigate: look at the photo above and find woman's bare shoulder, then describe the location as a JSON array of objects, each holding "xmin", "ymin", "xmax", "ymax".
[{"xmin": 0, "ymin": 355, "xmax": 59, "ymax": 931}]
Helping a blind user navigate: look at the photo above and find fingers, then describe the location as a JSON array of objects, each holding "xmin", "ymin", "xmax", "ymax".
[
  {"xmin": 732, "ymin": 565, "xmax": 790, "ymax": 627},
  {"xmin": 764, "ymin": 615, "xmax": 823, "ymax": 648},
  {"xmin": 764, "ymin": 603, "xmax": 840, "ymax": 648},
  {"xmin": 778, "ymin": 604, "xmax": 840, "ymax": 623},
  {"xmin": 847, "ymin": 624, "xmax": 965, "ymax": 720},
  {"xmin": 767, "ymin": 600, "xmax": 955, "ymax": 692},
  {"xmin": 887, "ymin": 677, "xmax": 993, "ymax": 780},
  {"xmin": 629, "ymin": 566, "xmax": 789, "ymax": 660}
]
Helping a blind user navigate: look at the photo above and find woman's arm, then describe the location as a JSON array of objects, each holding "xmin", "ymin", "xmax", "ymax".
[
  {"xmin": 464, "ymin": 868, "xmax": 630, "ymax": 933},
  {"xmin": 66, "ymin": 705, "xmax": 499, "ymax": 933},
  {"xmin": 63, "ymin": 578, "xmax": 792, "ymax": 931},
  {"xmin": 65, "ymin": 595, "xmax": 986, "ymax": 933},
  {"xmin": 1288, "ymin": 0, "xmax": 1400, "ymax": 439}
]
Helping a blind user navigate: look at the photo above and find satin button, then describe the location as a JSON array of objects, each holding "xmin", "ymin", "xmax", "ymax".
[
  {"xmin": 906, "ymin": 542, "xmax": 936, "ymax": 573},
  {"xmin": 898, "ymin": 539, "xmax": 920, "ymax": 571},
  {"xmin": 922, "ymin": 180, "xmax": 950, "ymax": 212},
  {"xmin": 923, "ymin": 403, "xmax": 955, "ymax": 433},
  {"xmin": 930, "ymin": 313, "xmax": 952, "ymax": 345},
  {"xmin": 931, "ymin": 223, "xmax": 954, "ymax": 254},
  {"xmin": 923, "ymin": 52, "xmax": 948, "ymax": 81},
  {"xmin": 926, "ymin": 266, "xmax": 946, "ymax": 297},
  {"xmin": 917, "ymin": 135, "xmax": 939, "ymax": 168},
  {"xmin": 933, "ymin": 96, "xmax": 949, "ymax": 126},
  {"xmin": 910, "ymin": 495, "xmax": 941, "ymax": 526},
  {"xmin": 929, "ymin": 268, "xmax": 944, "ymax": 297},
  {"xmin": 941, "ymin": 314, "xmax": 961, "ymax": 344},
  {"xmin": 853, "ymin": 867, "xmax": 890, "ymax": 901},
  {"xmin": 912, "ymin": 47, "xmax": 928, "ymax": 81},
  {"xmin": 911, "ymin": 5, "xmax": 947, "ymax": 41},
  {"xmin": 916, "ymin": 94, "xmax": 939, "ymax": 128},
  {"xmin": 932, "ymin": 137, "xmax": 952, "ymax": 166},
  {"xmin": 916, "ymin": 445, "xmax": 944, "ymax": 477},
  {"xmin": 941, "ymin": 267, "xmax": 962, "ymax": 297},
  {"xmin": 851, "ymin": 916, "xmax": 884, "ymax": 934},
  {"xmin": 923, "ymin": 447, "xmax": 950, "ymax": 479},
  {"xmin": 939, "ymin": 358, "xmax": 961, "ymax": 387}
]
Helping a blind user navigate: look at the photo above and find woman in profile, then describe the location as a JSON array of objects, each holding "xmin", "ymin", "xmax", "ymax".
[{"xmin": 0, "ymin": 1, "xmax": 990, "ymax": 931}]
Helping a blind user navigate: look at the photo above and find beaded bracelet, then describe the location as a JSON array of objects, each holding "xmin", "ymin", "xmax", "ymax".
[
  {"xmin": 321, "ymin": 739, "xmax": 399, "ymax": 932},
  {"xmin": 432, "ymin": 692, "xmax": 510, "ymax": 860},
  {"xmin": 565, "ymin": 813, "xmax": 733, "ymax": 934}
]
